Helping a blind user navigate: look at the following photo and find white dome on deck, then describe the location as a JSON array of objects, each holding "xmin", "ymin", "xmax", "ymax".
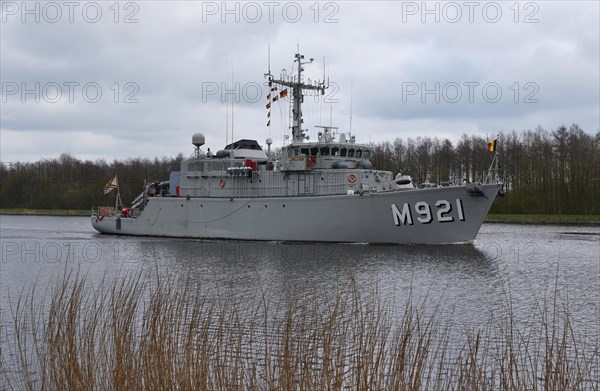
[{"xmin": 192, "ymin": 133, "xmax": 205, "ymax": 147}]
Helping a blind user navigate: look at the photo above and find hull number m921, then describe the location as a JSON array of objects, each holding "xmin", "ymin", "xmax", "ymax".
[{"xmin": 391, "ymin": 199, "xmax": 465, "ymax": 226}]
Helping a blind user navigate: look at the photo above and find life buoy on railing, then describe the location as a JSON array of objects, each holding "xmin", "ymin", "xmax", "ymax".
[
  {"xmin": 347, "ymin": 173, "xmax": 358, "ymax": 183},
  {"xmin": 219, "ymin": 179, "xmax": 226, "ymax": 188}
]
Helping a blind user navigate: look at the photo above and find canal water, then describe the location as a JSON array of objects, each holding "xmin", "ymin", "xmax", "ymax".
[{"xmin": 1, "ymin": 215, "xmax": 599, "ymax": 384}]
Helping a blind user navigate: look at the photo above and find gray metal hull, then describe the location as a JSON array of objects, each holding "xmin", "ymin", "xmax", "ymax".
[{"xmin": 91, "ymin": 184, "xmax": 500, "ymax": 244}]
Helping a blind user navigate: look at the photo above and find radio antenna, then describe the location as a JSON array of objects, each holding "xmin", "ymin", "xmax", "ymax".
[
  {"xmin": 267, "ymin": 43, "xmax": 271, "ymax": 74},
  {"xmin": 225, "ymin": 95, "xmax": 229, "ymax": 146},
  {"xmin": 349, "ymin": 77, "xmax": 353, "ymax": 135},
  {"xmin": 230, "ymin": 54, "xmax": 234, "ymax": 144}
]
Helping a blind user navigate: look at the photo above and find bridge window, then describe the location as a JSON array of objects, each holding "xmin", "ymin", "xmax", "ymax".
[
  {"xmin": 301, "ymin": 148, "xmax": 309, "ymax": 155},
  {"xmin": 310, "ymin": 147, "xmax": 318, "ymax": 156},
  {"xmin": 363, "ymin": 150, "xmax": 370, "ymax": 159},
  {"xmin": 348, "ymin": 149, "xmax": 355, "ymax": 157},
  {"xmin": 331, "ymin": 147, "xmax": 340, "ymax": 156},
  {"xmin": 320, "ymin": 147, "xmax": 330, "ymax": 156},
  {"xmin": 340, "ymin": 148, "xmax": 347, "ymax": 157},
  {"xmin": 355, "ymin": 150, "xmax": 362, "ymax": 158}
]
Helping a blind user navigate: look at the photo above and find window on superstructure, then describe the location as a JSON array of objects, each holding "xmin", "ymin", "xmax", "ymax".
[
  {"xmin": 310, "ymin": 147, "xmax": 318, "ymax": 156},
  {"xmin": 348, "ymin": 149, "xmax": 355, "ymax": 157},
  {"xmin": 363, "ymin": 150, "xmax": 370, "ymax": 159},
  {"xmin": 331, "ymin": 147, "xmax": 339, "ymax": 156},
  {"xmin": 208, "ymin": 161, "xmax": 222, "ymax": 171},
  {"xmin": 301, "ymin": 148, "xmax": 309, "ymax": 155},
  {"xmin": 340, "ymin": 148, "xmax": 347, "ymax": 157},
  {"xmin": 320, "ymin": 147, "xmax": 330, "ymax": 156},
  {"xmin": 355, "ymin": 150, "xmax": 362, "ymax": 158}
]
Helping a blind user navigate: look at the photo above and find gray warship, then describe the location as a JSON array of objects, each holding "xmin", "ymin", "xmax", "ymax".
[{"xmin": 92, "ymin": 52, "xmax": 502, "ymax": 244}]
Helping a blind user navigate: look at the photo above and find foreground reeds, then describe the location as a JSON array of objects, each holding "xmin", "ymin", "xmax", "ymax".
[{"xmin": 1, "ymin": 271, "xmax": 598, "ymax": 390}]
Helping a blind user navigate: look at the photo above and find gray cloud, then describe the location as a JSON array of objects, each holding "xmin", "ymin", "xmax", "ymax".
[{"xmin": 1, "ymin": 1, "xmax": 598, "ymax": 163}]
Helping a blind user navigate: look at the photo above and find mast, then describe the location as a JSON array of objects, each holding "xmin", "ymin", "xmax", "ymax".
[
  {"xmin": 115, "ymin": 187, "xmax": 123, "ymax": 212},
  {"xmin": 267, "ymin": 52, "xmax": 326, "ymax": 143}
]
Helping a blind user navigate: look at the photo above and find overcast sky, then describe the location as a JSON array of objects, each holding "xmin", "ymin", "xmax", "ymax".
[{"xmin": 1, "ymin": 0, "xmax": 598, "ymax": 163}]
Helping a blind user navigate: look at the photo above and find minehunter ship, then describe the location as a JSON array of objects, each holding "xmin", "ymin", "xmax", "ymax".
[{"xmin": 92, "ymin": 52, "xmax": 502, "ymax": 244}]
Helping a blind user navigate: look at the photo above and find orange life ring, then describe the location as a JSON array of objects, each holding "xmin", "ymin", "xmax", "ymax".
[
  {"xmin": 347, "ymin": 173, "xmax": 358, "ymax": 183},
  {"xmin": 219, "ymin": 179, "xmax": 225, "ymax": 188}
]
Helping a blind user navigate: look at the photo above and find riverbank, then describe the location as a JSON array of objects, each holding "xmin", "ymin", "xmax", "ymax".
[
  {"xmin": 0, "ymin": 208, "xmax": 91, "ymax": 216},
  {"xmin": 485, "ymin": 213, "xmax": 600, "ymax": 226}
]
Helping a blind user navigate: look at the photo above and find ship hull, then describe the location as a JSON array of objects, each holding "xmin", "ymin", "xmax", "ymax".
[{"xmin": 91, "ymin": 184, "xmax": 500, "ymax": 245}]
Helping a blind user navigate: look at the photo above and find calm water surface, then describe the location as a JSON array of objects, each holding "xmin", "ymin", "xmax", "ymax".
[{"xmin": 1, "ymin": 215, "xmax": 599, "ymax": 378}]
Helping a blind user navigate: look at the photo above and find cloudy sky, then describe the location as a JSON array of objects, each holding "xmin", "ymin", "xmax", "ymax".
[{"xmin": 1, "ymin": 1, "xmax": 598, "ymax": 162}]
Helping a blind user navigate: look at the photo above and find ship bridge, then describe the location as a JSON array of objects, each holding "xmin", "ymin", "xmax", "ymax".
[{"xmin": 280, "ymin": 127, "xmax": 373, "ymax": 171}]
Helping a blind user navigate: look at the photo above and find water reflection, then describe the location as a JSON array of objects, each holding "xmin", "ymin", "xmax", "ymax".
[{"xmin": 128, "ymin": 239, "xmax": 504, "ymax": 328}]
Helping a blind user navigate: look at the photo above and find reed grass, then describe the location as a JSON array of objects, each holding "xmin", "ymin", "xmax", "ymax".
[{"xmin": 1, "ymin": 271, "xmax": 598, "ymax": 390}]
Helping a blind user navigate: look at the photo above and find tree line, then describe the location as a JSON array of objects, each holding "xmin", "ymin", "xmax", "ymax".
[
  {"xmin": 1, "ymin": 124, "xmax": 598, "ymax": 215},
  {"xmin": 0, "ymin": 153, "xmax": 184, "ymax": 211},
  {"xmin": 370, "ymin": 124, "xmax": 599, "ymax": 214}
]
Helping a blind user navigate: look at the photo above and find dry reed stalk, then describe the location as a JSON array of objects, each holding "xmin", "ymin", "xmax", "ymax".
[{"xmin": 1, "ymin": 270, "xmax": 598, "ymax": 390}]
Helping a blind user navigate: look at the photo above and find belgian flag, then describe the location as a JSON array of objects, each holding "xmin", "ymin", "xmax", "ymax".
[{"xmin": 487, "ymin": 139, "xmax": 497, "ymax": 154}]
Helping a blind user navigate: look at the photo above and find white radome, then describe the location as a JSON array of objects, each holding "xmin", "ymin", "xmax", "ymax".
[{"xmin": 192, "ymin": 132, "xmax": 205, "ymax": 147}]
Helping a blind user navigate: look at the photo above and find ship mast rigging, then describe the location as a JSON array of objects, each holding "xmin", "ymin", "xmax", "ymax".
[{"xmin": 266, "ymin": 52, "xmax": 326, "ymax": 143}]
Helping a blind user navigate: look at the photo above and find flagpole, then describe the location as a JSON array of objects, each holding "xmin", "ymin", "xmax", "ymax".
[
  {"xmin": 115, "ymin": 188, "xmax": 122, "ymax": 212},
  {"xmin": 486, "ymin": 154, "xmax": 496, "ymax": 183},
  {"xmin": 486, "ymin": 153, "xmax": 500, "ymax": 183}
]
